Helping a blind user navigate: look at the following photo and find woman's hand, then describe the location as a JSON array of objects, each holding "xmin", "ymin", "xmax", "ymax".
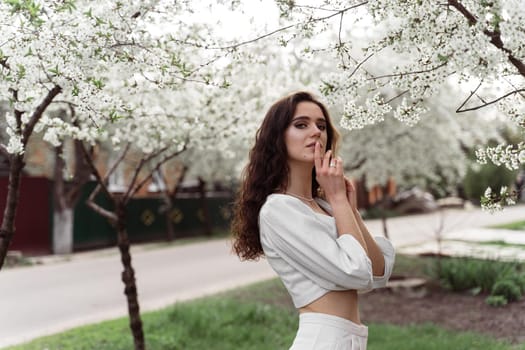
[{"xmin": 314, "ymin": 141, "xmax": 346, "ymax": 203}]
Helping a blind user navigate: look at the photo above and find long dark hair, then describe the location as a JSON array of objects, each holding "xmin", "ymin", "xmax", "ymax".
[{"xmin": 231, "ymin": 91, "xmax": 340, "ymax": 260}]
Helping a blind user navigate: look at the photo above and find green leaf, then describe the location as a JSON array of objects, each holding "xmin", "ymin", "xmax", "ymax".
[
  {"xmin": 109, "ymin": 109, "xmax": 123, "ymax": 122},
  {"xmin": 16, "ymin": 64, "xmax": 26, "ymax": 79},
  {"xmin": 90, "ymin": 78, "xmax": 105, "ymax": 90},
  {"xmin": 84, "ymin": 8, "xmax": 93, "ymax": 19},
  {"xmin": 5, "ymin": 0, "xmax": 44, "ymax": 26},
  {"xmin": 57, "ymin": 0, "xmax": 76, "ymax": 13},
  {"xmin": 437, "ymin": 54, "xmax": 449, "ymax": 63},
  {"xmin": 48, "ymin": 64, "xmax": 60, "ymax": 76},
  {"xmin": 95, "ymin": 16, "xmax": 105, "ymax": 26},
  {"xmin": 72, "ymin": 84, "xmax": 79, "ymax": 97}
]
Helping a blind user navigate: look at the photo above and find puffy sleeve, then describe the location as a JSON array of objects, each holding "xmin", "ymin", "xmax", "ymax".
[
  {"xmin": 259, "ymin": 195, "xmax": 375, "ymax": 291},
  {"xmin": 370, "ymin": 236, "xmax": 395, "ymax": 289}
]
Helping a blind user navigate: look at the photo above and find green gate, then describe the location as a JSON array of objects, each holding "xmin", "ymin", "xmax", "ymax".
[{"xmin": 73, "ymin": 182, "xmax": 232, "ymax": 251}]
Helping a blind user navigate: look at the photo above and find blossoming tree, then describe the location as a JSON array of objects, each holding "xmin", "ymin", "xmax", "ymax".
[
  {"xmin": 273, "ymin": 0, "xmax": 525, "ymax": 210},
  {"xmin": 0, "ymin": 1, "xmax": 234, "ymax": 348},
  {"xmin": 180, "ymin": 35, "xmax": 502, "ymax": 211}
]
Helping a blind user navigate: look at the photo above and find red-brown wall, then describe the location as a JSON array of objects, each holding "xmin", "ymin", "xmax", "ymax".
[{"xmin": 0, "ymin": 177, "xmax": 52, "ymax": 255}]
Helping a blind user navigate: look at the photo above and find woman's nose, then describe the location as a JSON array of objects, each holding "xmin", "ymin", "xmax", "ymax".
[{"xmin": 312, "ymin": 125, "xmax": 322, "ymax": 136}]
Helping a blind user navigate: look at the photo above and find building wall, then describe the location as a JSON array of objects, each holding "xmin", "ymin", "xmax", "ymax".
[{"xmin": 0, "ymin": 177, "xmax": 52, "ymax": 255}]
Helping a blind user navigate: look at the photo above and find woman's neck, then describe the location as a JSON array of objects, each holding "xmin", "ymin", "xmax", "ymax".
[{"xmin": 285, "ymin": 161, "xmax": 314, "ymax": 198}]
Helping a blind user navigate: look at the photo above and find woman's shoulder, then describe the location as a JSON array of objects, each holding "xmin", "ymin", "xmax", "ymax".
[
  {"xmin": 261, "ymin": 193, "xmax": 296, "ymax": 212},
  {"xmin": 260, "ymin": 193, "xmax": 307, "ymax": 218}
]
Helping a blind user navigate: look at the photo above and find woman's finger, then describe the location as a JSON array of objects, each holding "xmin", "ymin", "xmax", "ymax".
[
  {"xmin": 314, "ymin": 141, "xmax": 323, "ymax": 170},
  {"xmin": 334, "ymin": 157, "xmax": 343, "ymax": 174},
  {"xmin": 323, "ymin": 149, "xmax": 332, "ymax": 170}
]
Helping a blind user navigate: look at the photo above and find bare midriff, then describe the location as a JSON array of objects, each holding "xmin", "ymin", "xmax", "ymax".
[{"xmin": 299, "ymin": 289, "xmax": 360, "ymax": 324}]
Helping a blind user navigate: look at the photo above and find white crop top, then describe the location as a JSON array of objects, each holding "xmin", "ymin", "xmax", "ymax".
[{"xmin": 259, "ymin": 193, "xmax": 395, "ymax": 308}]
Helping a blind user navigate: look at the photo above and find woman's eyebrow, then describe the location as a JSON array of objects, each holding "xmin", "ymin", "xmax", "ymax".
[{"xmin": 292, "ymin": 116, "xmax": 326, "ymax": 122}]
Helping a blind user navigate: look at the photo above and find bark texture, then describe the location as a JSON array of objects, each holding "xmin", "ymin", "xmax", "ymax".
[
  {"xmin": 0, "ymin": 155, "xmax": 24, "ymax": 270},
  {"xmin": 116, "ymin": 203, "xmax": 144, "ymax": 350}
]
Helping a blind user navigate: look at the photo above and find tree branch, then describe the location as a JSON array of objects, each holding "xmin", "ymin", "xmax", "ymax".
[
  {"xmin": 0, "ymin": 58, "xmax": 9, "ymax": 70},
  {"xmin": 292, "ymin": 4, "xmax": 345, "ymax": 12},
  {"xmin": 78, "ymin": 141, "xmax": 119, "ymax": 221},
  {"xmin": 86, "ymin": 183, "xmax": 118, "ymax": 222},
  {"xmin": 456, "ymin": 88, "xmax": 525, "ymax": 112},
  {"xmin": 9, "ymin": 89, "xmax": 23, "ymax": 132},
  {"xmin": 456, "ymin": 80, "xmax": 483, "ymax": 112},
  {"xmin": 79, "ymin": 141, "xmax": 116, "ymax": 206},
  {"xmin": 368, "ymin": 61, "xmax": 448, "ymax": 81},
  {"xmin": 22, "ymin": 85, "xmax": 62, "ymax": 146},
  {"xmin": 128, "ymin": 143, "xmax": 188, "ymax": 200},
  {"xmin": 448, "ymin": 0, "xmax": 525, "ymax": 77},
  {"xmin": 105, "ymin": 143, "xmax": 131, "ymax": 184},
  {"xmin": 0, "ymin": 144, "xmax": 9, "ymax": 159},
  {"xmin": 174, "ymin": 2, "xmax": 368, "ymax": 51},
  {"xmin": 384, "ymin": 89, "xmax": 410, "ymax": 105},
  {"xmin": 348, "ymin": 53, "xmax": 374, "ymax": 78},
  {"xmin": 121, "ymin": 145, "xmax": 169, "ymax": 202}
]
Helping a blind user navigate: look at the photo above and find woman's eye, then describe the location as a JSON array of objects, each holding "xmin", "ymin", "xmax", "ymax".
[
  {"xmin": 295, "ymin": 123, "xmax": 307, "ymax": 129},
  {"xmin": 317, "ymin": 124, "xmax": 326, "ymax": 131}
]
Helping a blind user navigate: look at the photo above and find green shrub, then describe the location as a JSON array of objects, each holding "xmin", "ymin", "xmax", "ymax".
[
  {"xmin": 491, "ymin": 279, "xmax": 522, "ymax": 302},
  {"xmin": 462, "ymin": 162, "xmax": 517, "ymax": 204},
  {"xmin": 439, "ymin": 259, "xmax": 480, "ymax": 292},
  {"xmin": 508, "ymin": 274, "xmax": 525, "ymax": 293},
  {"xmin": 485, "ymin": 295, "xmax": 508, "ymax": 307},
  {"xmin": 438, "ymin": 258, "xmax": 514, "ymax": 293},
  {"xmin": 439, "ymin": 258, "xmax": 525, "ymax": 307}
]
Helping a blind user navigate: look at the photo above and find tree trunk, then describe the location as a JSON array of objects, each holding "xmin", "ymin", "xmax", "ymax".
[
  {"xmin": 381, "ymin": 213, "xmax": 389, "ymax": 239},
  {"xmin": 52, "ymin": 139, "xmax": 93, "ymax": 254},
  {"xmin": 198, "ymin": 177, "xmax": 212, "ymax": 237},
  {"xmin": 0, "ymin": 154, "xmax": 25, "ymax": 271},
  {"xmin": 164, "ymin": 199, "xmax": 175, "ymax": 241},
  {"xmin": 115, "ymin": 202, "xmax": 145, "ymax": 350},
  {"xmin": 53, "ymin": 208, "xmax": 74, "ymax": 254},
  {"xmin": 52, "ymin": 144, "xmax": 72, "ymax": 254},
  {"xmin": 380, "ymin": 182, "xmax": 392, "ymax": 239},
  {"xmin": 162, "ymin": 165, "xmax": 187, "ymax": 241}
]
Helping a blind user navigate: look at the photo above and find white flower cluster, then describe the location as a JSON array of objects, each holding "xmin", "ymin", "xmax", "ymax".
[
  {"xmin": 274, "ymin": 0, "xmax": 525, "ymax": 209},
  {"xmin": 285, "ymin": 0, "xmax": 525, "ymax": 137},
  {"xmin": 481, "ymin": 186, "xmax": 517, "ymax": 212},
  {"xmin": 337, "ymin": 83, "xmax": 500, "ymax": 192},
  {"xmin": 39, "ymin": 114, "xmax": 109, "ymax": 147},
  {"xmin": 498, "ymin": 95, "xmax": 525, "ymax": 129},
  {"xmin": 3, "ymin": 112, "xmax": 23, "ymax": 154},
  {"xmin": 0, "ymin": 0, "xmax": 228, "ymax": 158},
  {"xmin": 476, "ymin": 143, "xmax": 525, "ymax": 170},
  {"xmin": 340, "ymin": 93, "xmax": 392, "ymax": 130},
  {"xmin": 392, "ymin": 98, "xmax": 428, "ymax": 126}
]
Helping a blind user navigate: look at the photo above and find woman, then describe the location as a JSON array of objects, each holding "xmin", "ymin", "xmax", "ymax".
[{"xmin": 231, "ymin": 91, "xmax": 395, "ymax": 350}]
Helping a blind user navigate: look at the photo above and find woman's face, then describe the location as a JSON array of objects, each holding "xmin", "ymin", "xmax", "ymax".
[{"xmin": 284, "ymin": 101, "xmax": 328, "ymax": 165}]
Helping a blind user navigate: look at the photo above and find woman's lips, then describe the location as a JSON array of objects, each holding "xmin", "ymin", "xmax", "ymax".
[{"xmin": 306, "ymin": 142, "xmax": 321, "ymax": 148}]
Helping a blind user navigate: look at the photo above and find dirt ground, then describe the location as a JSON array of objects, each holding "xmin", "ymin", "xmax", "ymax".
[{"xmin": 359, "ymin": 282, "xmax": 525, "ymax": 344}]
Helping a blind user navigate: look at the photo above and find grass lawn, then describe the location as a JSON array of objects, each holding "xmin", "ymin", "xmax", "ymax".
[
  {"xmin": 490, "ymin": 220, "xmax": 525, "ymax": 231},
  {"xmin": 7, "ymin": 278, "xmax": 524, "ymax": 350}
]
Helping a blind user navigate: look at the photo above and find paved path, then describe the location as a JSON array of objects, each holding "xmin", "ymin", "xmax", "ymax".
[
  {"xmin": 364, "ymin": 204, "xmax": 525, "ymax": 261},
  {"xmin": 0, "ymin": 204, "xmax": 523, "ymax": 348},
  {"xmin": 0, "ymin": 240, "xmax": 275, "ymax": 348}
]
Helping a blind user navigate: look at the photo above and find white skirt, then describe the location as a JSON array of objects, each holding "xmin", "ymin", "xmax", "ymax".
[{"xmin": 289, "ymin": 312, "xmax": 368, "ymax": 350}]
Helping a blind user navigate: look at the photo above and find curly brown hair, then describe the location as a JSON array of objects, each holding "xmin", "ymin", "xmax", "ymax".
[{"xmin": 231, "ymin": 91, "xmax": 340, "ymax": 260}]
